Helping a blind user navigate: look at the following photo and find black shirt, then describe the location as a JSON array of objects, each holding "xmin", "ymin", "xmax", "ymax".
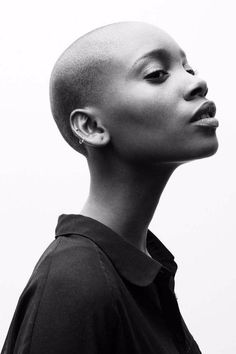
[{"xmin": 1, "ymin": 214, "xmax": 202, "ymax": 354}]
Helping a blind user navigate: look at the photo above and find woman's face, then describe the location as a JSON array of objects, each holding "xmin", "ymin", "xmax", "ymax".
[{"xmin": 99, "ymin": 23, "xmax": 219, "ymax": 165}]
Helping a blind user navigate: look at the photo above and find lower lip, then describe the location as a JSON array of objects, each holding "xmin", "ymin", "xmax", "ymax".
[{"xmin": 192, "ymin": 117, "xmax": 219, "ymax": 128}]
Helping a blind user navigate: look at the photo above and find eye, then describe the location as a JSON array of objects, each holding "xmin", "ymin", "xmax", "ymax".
[
  {"xmin": 183, "ymin": 63, "xmax": 197, "ymax": 76},
  {"xmin": 186, "ymin": 68, "xmax": 196, "ymax": 75},
  {"xmin": 144, "ymin": 70, "xmax": 169, "ymax": 82}
]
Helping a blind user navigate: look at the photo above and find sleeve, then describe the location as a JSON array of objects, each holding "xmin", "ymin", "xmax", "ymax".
[{"xmin": 1, "ymin": 238, "xmax": 119, "ymax": 354}]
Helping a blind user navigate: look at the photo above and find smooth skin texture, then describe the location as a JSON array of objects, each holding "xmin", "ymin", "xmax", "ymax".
[{"xmin": 52, "ymin": 21, "xmax": 219, "ymax": 255}]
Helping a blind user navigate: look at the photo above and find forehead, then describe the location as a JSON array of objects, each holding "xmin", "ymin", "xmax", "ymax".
[{"xmin": 107, "ymin": 23, "xmax": 184, "ymax": 68}]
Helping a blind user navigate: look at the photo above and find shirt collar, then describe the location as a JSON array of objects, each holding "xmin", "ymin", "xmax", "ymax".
[{"xmin": 55, "ymin": 214, "xmax": 177, "ymax": 287}]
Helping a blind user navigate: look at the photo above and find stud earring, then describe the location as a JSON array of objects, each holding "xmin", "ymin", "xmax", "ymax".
[{"xmin": 74, "ymin": 127, "xmax": 84, "ymax": 144}]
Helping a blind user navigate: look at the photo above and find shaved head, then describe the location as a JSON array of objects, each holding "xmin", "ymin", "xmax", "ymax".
[
  {"xmin": 50, "ymin": 21, "xmax": 154, "ymax": 156},
  {"xmin": 49, "ymin": 21, "xmax": 217, "ymax": 182}
]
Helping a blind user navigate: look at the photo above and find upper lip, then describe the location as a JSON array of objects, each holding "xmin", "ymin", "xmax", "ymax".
[{"xmin": 190, "ymin": 101, "xmax": 217, "ymax": 123}]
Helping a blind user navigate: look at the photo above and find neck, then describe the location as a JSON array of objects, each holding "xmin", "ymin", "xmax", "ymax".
[{"xmin": 80, "ymin": 152, "xmax": 178, "ymax": 255}]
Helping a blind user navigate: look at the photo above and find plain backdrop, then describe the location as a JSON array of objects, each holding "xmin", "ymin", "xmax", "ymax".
[{"xmin": 0, "ymin": 0, "xmax": 235, "ymax": 353}]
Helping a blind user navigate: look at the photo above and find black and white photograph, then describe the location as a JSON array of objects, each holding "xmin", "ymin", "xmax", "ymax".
[{"xmin": 0, "ymin": 0, "xmax": 235, "ymax": 353}]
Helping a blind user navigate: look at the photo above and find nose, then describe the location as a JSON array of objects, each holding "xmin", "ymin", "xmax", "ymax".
[{"xmin": 184, "ymin": 76, "xmax": 208, "ymax": 101}]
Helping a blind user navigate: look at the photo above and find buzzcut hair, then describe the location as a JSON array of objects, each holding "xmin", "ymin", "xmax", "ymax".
[{"xmin": 49, "ymin": 22, "xmax": 133, "ymax": 157}]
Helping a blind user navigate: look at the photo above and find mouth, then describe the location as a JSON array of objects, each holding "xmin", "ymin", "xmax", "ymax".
[{"xmin": 190, "ymin": 101, "xmax": 219, "ymax": 128}]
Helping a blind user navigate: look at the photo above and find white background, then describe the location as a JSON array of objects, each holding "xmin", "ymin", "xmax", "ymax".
[{"xmin": 0, "ymin": 0, "xmax": 235, "ymax": 352}]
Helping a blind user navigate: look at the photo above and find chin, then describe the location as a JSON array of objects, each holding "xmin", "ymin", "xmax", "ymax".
[
  {"xmin": 174, "ymin": 137, "xmax": 219, "ymax": 165},
  {"xmin": 187, "ymin": 138, "xmax": 219, "ymax": 162},
  {"xmin": 200, "ymin": 137, "xmax": 219, "ymax": 158}
]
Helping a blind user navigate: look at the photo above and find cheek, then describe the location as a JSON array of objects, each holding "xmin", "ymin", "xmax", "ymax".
[
  {"xmin": 108, "ymin": 86, "xmax": 172, "ymax": 134},
  {"xmin": 106, "ymin": 102, "xmax": 178, "ymax": 163},
  {"xmin": 102, "ymin": 82, "xmax": 183, "ymax": 163}
]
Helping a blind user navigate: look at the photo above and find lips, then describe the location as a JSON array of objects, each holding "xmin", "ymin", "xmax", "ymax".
[{"xmin": 190, "ymin": 101, "xmax": 217, "ymax": 123}]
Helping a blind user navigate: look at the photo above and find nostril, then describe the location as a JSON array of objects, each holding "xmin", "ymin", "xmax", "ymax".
[
  {"xmin": 190, "ymin": 85, "xmax": 208, "ymax": 99},
  {"xmin": 184, "ymin": 81, "xmax": 208, "ymax": 101},
  {"xmin": 190, "ymin": 87, "xmax": 201, "ymax": 97}
]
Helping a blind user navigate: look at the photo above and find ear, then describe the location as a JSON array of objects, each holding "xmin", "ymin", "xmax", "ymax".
[{"xmin": 69, "ymin": 108, "xmax": 110, "ymax": 147}]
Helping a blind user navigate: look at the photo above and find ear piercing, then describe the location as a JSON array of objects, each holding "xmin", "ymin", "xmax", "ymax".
[{"xmin": 74, "ymin": 127, "xmax": 84, "ymax": 144}]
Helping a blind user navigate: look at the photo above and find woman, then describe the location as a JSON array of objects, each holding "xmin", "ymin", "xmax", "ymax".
[{"xmin": 2, "ymin": 21, "xmax": 218, "ymax": 354}]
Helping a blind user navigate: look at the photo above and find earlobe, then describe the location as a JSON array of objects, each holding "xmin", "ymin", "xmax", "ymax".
[{"xmin": 69, "ymin": 109, "xmax": 110, "ymax": 147}]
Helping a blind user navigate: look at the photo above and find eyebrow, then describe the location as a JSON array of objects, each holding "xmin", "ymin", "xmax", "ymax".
[{"xmin": 130, "ymin": 48, "xmax": 187, "ymax": 72}]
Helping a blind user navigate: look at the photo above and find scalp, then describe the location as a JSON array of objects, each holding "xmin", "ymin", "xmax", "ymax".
[{"xmin": 49, "ymin": 21, "xmax": 157, "ymax": 156}]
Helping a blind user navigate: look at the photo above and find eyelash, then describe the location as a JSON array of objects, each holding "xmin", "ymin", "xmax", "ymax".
[
  {"xmin": 183, "ymin": 62, "xmax": 198, "ymax": 76},
  {"xmin": 144, "ymin": 70, "xmax": 168, "ymax": 80},
  {"xmin": 144, "ymin": 66, "xmax": 198, "ymax": 81},
  {"xmin": 186, "ymin": 68, "xmax": 198, "ymax": 75}
]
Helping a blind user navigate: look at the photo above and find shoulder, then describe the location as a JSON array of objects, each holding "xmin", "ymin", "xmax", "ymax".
[
  {"xmin": 29, "ymin": 235, "xmax": 118, "ymax": 310},
  {"xmin": 3, "ymin": 236, "xmax": 119, "ymax": 353},
  {"xmin": 31, "ymin": 236, "xmax": 119, "ymax": 344}
]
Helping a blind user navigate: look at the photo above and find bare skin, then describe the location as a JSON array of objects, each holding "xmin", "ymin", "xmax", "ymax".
[
  {"xmin": 68, "ymin": 22, "xmax": 218, "ymax": 255},
  {"xmin": 81, "ymin": 152, "xmax": 176, "ymax": 255}
]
